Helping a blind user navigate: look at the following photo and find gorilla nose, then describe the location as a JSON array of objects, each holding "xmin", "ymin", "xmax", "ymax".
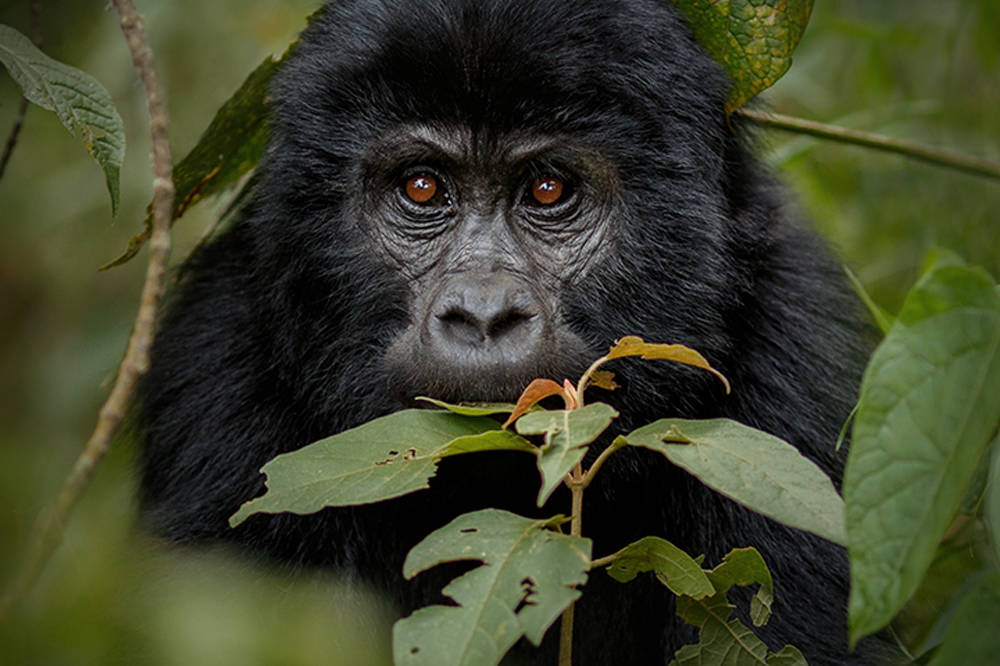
[{"xmin": 429, "ymin": 273, "xmax": 544, "ymax": 354}]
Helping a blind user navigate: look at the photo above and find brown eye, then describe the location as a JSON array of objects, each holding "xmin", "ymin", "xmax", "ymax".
[
  {"xmin": 404, "ymin": 175, "xmax": 438, "ymax": 204},
  {"xmin": 531, "ymin": 177, "xmax": 564, "ymax": 205}
]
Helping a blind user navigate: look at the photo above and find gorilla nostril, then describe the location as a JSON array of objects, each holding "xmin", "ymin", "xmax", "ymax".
[
  {"xmin": 437, "ymin": 308, "xmax": 486, "ymax": 344},
  {"xmin": 487, "ymin": 310, "xmax": 536, "ymax": 340}
]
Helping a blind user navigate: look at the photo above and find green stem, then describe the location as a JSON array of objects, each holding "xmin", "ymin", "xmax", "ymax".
[
  {"xmin": 737, "ymin": 108, "xmax": 1000, "ymax": 182},
  {"xmin": 558, "ymin": 464, "xmax": 586, "ymax": 666}
]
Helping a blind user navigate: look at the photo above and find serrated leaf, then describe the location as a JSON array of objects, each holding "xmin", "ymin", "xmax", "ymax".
[
  {"xmin": 229, "ymin": 410, "xmax": 527, "ymax": 526},
  {"xmin": 672, "ymin": 590, "xmax": 805, "ymax": 666},
  {"xmin": 625, "ymin": 418, "xmax": 846, "ymax": 545},
  {"xmin": 394, "ymin": 509, "xmax": 591, "ymax": 666},
  {"xmin": 103, "ymin": 53, "xmax": 281, "ymax": 268},
  {"xmin": 0, "ymin": 24, "xmax": 124, "ymax": 215},
  {"xmin": 416, "ymin": 396, "xmax": 518, "ymax": 416},
  {"xmin": 706, "ymin": 548, "xmax": 774, "ymax": 627},
  {"xmin": 670, "ymin": 0, "xmax": 813, "ymax": 112},
  {"xmin": 605, "ymin": 336, "xmax": 730, "ymax": 393},
  {"xmin": 604, "ymin": 536, "xmax": 714, "ymax": 599},
  {"xmin": 515, "ymin": 403, "xmax": 619, "ymax": 506},
  {"xmin": 845, "ymin": 263, "xmax": 1000, "ymax": 645},
  {"xmin": 927, "ymin": 574, "xmax": 1000, "ymax": 666}
]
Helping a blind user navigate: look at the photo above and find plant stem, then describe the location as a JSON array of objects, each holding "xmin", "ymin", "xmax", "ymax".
[
  {"xmin": 558, "ymin": 463, "xmax": 587, "ymax": 666},
  {"xmin": 737, "ymin": 108, "xmax": 1000, "ymax": 182},
  {"xmin": 0, "ymin": 0, "xmax": 174, "ymax": 626}
]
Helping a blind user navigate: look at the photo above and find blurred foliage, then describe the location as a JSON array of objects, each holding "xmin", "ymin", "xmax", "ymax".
[{"xmin": 0, "ymin": 0, "xmax": 996, "ymax": 664}]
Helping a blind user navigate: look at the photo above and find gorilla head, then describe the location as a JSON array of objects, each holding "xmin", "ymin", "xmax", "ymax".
[{"xmin": 138, "ymin": 1, "xmax": 884, "ymax": 664}]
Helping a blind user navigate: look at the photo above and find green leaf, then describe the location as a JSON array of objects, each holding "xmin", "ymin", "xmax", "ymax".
[
  {"xmin": 228, "ymin": 410, "xmax": 531, "ymax": 526},
  {"xmin": 672, "ymin": 595, "xmax": 806, "ymax": 666},
  {"xmin": 103, "ymin": 54, "xmax": 281, "ymax": 268},
  {"xmin": 988, "ymin": 436, "xmax": 1000, "ymax": 560},
  {"xmin": 515, "ymin": 403, "xmax": 619, "ymax": 506},
  {"xmin": 669, "ymin": 0, "xmax": 814, "ymax": 112},
  {"xmin": 927, "ymin": 574, "xmax": 1000, "ymax": 666},
  {"xmin": 705, "ymin": 548, "xmax": 774, "ymax": 627},
  {"xmin": 416, "ymin": 396, "xmax": 518, "ymax": 416},
  {"xmin": 668, "ymin": 546, "xmax": 801, "ymax": 665},
  {"xmin": 845, "ymin": 265, "xmax": 893, "ymax": 335},
  {"xmin": 0, "ymin": 24, "xmax": 124, "ymax": 215},
  {"xmin": 394, "ymin": 509, "xmax": 591, "ymax": 666},
  {"xmin": 624, "ymin": 418, "xmax": 846, "ymax": 545},
  {"xmin": 844, "ymin": 264, "xmax": 1000, "ymax": 645},
  {"xmin": 604, "ymin": 536, "xmax": 714, "ymax": 599}
]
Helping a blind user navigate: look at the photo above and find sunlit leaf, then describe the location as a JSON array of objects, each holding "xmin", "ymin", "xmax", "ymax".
[
  {"xmin": 394, "ymin": 509, "xmax": 591, "ymax": 666},
  {"xmin": 0, "ymin": 24, "xmax": 124, "ymax": 214},
  {"xmin": 516, "ymin": 403, "xmax": 619, "ymax": 505},
  {"xmin": 670, "ymin": 0, "xmax": 814, "ymax": 112},
  {"xmin": 503, "ymin": 378, "xmax": 567, "ymax": 428},
  {"xmin": 844, "ymin": 264, "xmax": 1000, "ymax": 645},
  {"xmin": 605, "ymin": 336, "xmax": 730, "ymax": 393},
  {"xmin": 624, "ymin": 418, "xmax": 846, "ymax": 545}
]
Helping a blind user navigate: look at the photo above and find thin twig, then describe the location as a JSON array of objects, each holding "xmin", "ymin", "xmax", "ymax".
[
  {"xmin": 0, "ymin": 0, "xmax": 42, "ymax": 180},
  {"xmin": 0, "ymin": 0, "xmax": 173, "ymax": 625},
  {"xmin": 737, "ymin": 108, "xmax": 1000, "ymax": 181}
]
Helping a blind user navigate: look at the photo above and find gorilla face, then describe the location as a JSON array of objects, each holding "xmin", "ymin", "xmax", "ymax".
[
  {"xmin": 255, "ymin": 0, "xmax": 737, "ymax": 409},
  {"xmin": 369, "ymin": 126, "xmax": 622, "ymax": 402}
]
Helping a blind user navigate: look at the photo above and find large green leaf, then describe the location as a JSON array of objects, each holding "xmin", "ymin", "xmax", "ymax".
[
  {"xmin": 515, "ymin": 403, "xmax": 619, "ymax": 506},
  {"xmin": 0, "ymin": 24, "xmax": 124, "ymax": 214},
  {"xmin": 624, "ymin": 418, "xmax": 846, "ymax": 545},
  {"xmin": 844, "ymin": 264, "xmax": 1000, "ymax": 645},
  {"xmin": 670, "ymin": 0, "xmax": 813, "ymax": 112},
  {"xmin": 228, "ymin": 410, "xmax": 533, "ymax": 526},
  {"xmin": 394, "ymin": 510, "xmax": 591, "ymax": 666}
]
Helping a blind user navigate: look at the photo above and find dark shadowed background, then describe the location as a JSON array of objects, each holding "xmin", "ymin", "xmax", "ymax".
[{"xmin": 0, "ymin": 1, "xmax": 997, "ymax": 664}]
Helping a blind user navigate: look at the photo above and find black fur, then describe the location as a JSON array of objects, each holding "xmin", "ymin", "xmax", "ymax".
[{"xmin": 138, "ymin": 1, "xmax": 888, "ymax": 663}]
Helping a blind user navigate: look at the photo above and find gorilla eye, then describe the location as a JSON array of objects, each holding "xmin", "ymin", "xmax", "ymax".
[
  {"xmin": 404, "ymin": 175, "xmax": 440, "ymax": 204},
  {"xmin": 530, "ymin": 177, "xmax": 565, "ymax": 206}
]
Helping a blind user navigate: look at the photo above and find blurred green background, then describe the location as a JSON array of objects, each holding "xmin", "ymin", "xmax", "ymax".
[{"xmin": 0, "ymin": 1, "xmax": 996, "ymax": 664}]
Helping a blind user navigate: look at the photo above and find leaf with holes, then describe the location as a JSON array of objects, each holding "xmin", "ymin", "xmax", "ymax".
[
  {"xmin": 394, "ymin": 509, "xmax": 591, "ymax": 666},
  {"xmin": 515, "ymin": 402, "xmax": 619, "ymax": 505},
  {"xmin": 670, "ymin": 548, "xmax": 802, "ymax": 665},
  {"xmin": 0, "ymin": 24, "xmax": 124, "ymax": 214},
  {"xmin": 229, "ymin": 410, "xmax": 532, "ymax": 526}
]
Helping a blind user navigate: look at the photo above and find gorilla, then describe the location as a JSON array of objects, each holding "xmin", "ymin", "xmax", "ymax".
[{"xmin": 137, "ymin": 0, "xmax": 887, "ymax": 664}]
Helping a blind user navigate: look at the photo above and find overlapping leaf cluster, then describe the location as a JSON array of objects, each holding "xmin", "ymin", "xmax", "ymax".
[{"xmin": 231, "ymin": 337, "xmax": 839, "ymax": 665}]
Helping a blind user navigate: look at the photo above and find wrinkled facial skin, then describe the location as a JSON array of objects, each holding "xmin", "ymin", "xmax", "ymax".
[{"xmin": 355, "ymin": 124, "xmax": 621, "ymax": 402}]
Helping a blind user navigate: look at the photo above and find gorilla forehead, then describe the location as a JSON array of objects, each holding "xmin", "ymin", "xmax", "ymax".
[{"xmin": 273, "ymin": 0, "xmax": 728, "ymax": 155}]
